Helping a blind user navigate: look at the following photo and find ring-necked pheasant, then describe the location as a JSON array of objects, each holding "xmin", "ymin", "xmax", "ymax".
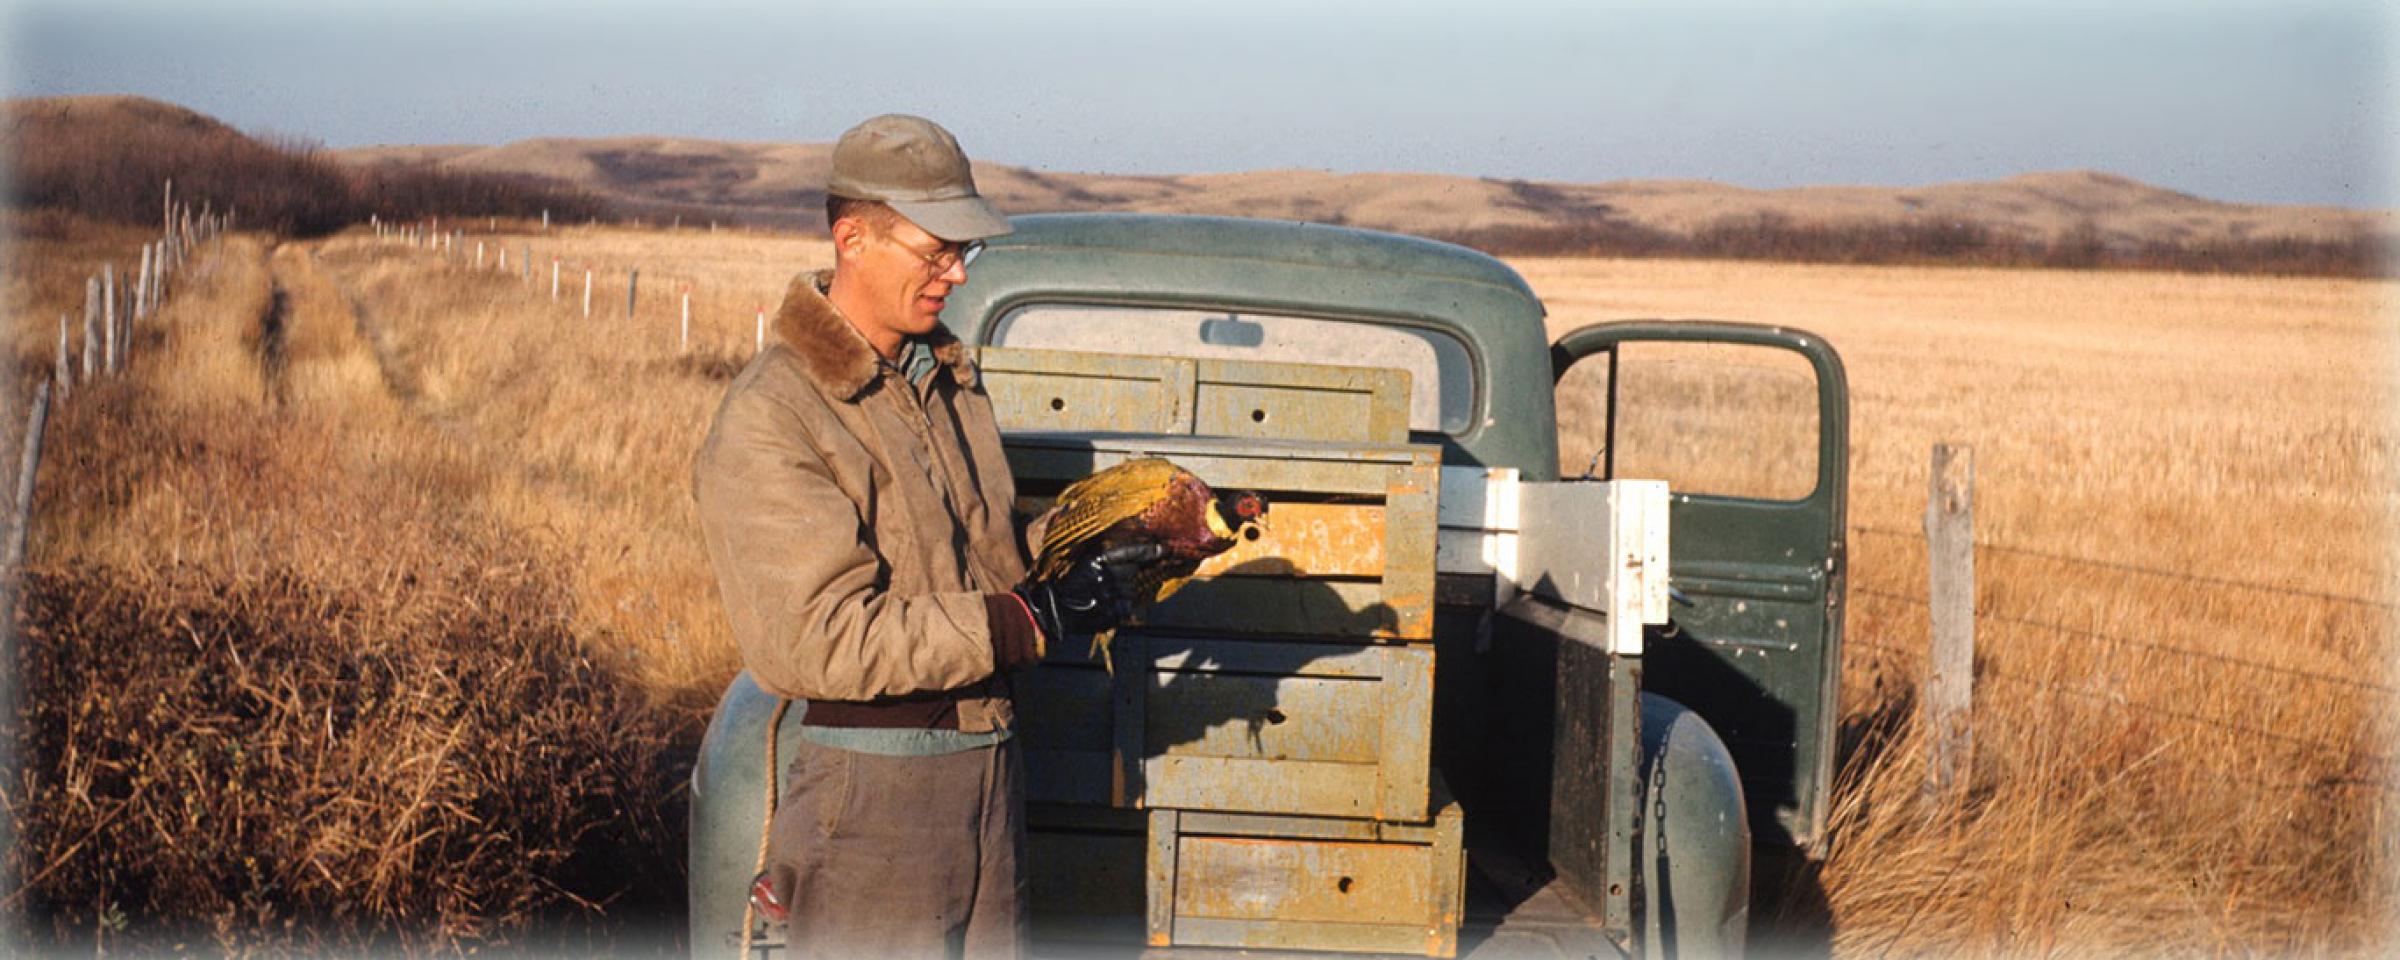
[{"xmin": 1032, "ymin": 457, "xmax": 1268, "ymax": 671}]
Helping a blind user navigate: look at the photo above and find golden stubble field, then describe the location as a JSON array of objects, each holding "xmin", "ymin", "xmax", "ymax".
[{"xmin": 4, "ymin": 217, "xmax": 2391, "ymax": 955}]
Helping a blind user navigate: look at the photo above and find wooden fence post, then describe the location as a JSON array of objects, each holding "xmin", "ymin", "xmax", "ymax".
[
  {"xmin": 583, "ymin": 268, "xmax": 593, "ymax": 318},
  {"xmin": 627, "ymin": 269, "xmax": 639, "ymax": 319},
  {"xmin": 552, "ymin": 259, "xmax": 561, "ymax": 301},
  {"xmin": 54, "ymin": 316, "xmax": 70, "ymax": 402},
  {"xmin": 1924, "ymin": 443, "xmax": 1975, "ymax": 804},
  {"xmin": 681, "ymin": 289, "xmax": 691, "ymax": 352},
  {"xmin": 135, "ymin": 244, "xmax": 153, "ymax": 320},
  {"xmin": 523, "ymin": 245, "xmax": 532, "ymax": 284},
  {"xmin": 755, "ymin": 306, "xmax": 765, "ymax": 352},
  {"xmin": 149, "ymin": 240, "xmax": 165, "ymax": 312},
  {"xmin": 101, "ymin": 264, "xmax": 118, "ymax": 376},
  {"xmin": 81, "ymin": 278, "xmax": 98, "ymax": 381},
  {"xmin": 7, "ymin": 382, "xmax": 53, "ymax": 570}
]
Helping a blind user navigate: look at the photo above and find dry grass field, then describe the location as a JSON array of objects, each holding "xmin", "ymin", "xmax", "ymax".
[
  {"xmin": 1527, "ymin": 257, "xmax": 2395, "ymax": 954},
  {"xmin": 3, "ymin": 216, "xmax": 2390, "ymax": 955}
]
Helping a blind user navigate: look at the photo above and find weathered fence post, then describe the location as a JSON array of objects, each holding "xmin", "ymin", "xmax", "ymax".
[
  {"xmin": 53, "ymin": 316, "xmax": 70, "ymax": 402},
  {"xmin": 7, "ymin": 382, "xmax": 53, "ymax": 570},
  {"xmin": 627, "ymin": 269, "xmax": 639, "ymax": 319},
  {"xmin": 135, "ymin": 244, "xmax": 153, "ymax": 320},
  {"xmin": 755, "ymin": 306, "xmax": 765, "ymax": 352},
  {"xmin": 149, "ymin": 240, "xmax": 166, "ymax": 312},
  {"xmin": 101, "ymin": 264, "xmax": 118, "ymax": 376},
  {"xmin": 476, "ymin": 240, "xmax": 485, "ymax": 270},
  {"xmin": 582, "ymin": 268, "xmax": 593, "ymax": 318},
  {"xmin": 1924, "ymin": 443, "xmax": 1975, "ymax": 804},
  {"xmin": 681, "ymin": 289, "xmax": 691, "ymax": 352},
  {"xmin": 523, "ymin": 245, "xmax": 532, "ymax": 284},
  {"xmin": 81, "ymin": 278, "xmax": 98, "ymax": 381},
  {"xmin": 552, "ymin": 259, "xmax": 561, "ymax": 301}
]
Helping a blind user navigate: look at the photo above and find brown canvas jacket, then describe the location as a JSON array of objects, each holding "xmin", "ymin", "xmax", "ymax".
[{"xmin": 693, "ymin": 270, "xmax": 1030, "ymax": 733}]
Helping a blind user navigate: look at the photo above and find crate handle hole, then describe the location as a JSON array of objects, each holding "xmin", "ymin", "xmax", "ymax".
[
  {"xmin": 1242, "ymin": 526, "xmax": 1261, "ymax": 542},
  {"xmin": 1048, "ymin": 397, "xmax": 1065, "ymax": 411},
  {"xmin": 1337, "ymin": 876, "xmax": 1354, "ymax": 894},
  {"xmin": 1250, "ymin": 408, "xmax": 1267, "ymax": 423}
]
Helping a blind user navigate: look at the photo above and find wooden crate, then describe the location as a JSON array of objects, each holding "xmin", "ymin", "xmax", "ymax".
[
  {"xmin": 981, "ymin": 346, "xmax": 1413, "ymax": 445},
  {"xmin": 1145, "ymin": 778, "xmax": 1466, "ymax": 957},
  {"xmin": 1004, "ymin": 432, "xmax": 1439, "ymax": 641},
  {"xmin": 1019, "ymin": 633, "xmax": 1435, "ymax": 822}
]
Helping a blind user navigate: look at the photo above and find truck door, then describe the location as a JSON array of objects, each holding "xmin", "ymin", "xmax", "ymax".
[{"xmin": 1550, "ymin": 321, "xmax": 1849, "ymax": 850}]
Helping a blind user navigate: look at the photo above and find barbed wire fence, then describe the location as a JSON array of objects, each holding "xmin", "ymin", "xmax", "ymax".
[
  {"xmin": 1853, "ymin": 523, "xmax": 2395, "ymax": 612},
  {"xmin": 368, "ymin": 214, "xmax": 787, "ymax": 358},
  {"xmin": 1843, "ymin": 461, "xmax": 2393, "ymax": 794}
]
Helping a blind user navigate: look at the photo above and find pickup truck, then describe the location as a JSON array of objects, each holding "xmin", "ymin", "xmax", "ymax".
[{"xmin": 689, "ymin": 213, "xmax": 1849, "ymax": 958}]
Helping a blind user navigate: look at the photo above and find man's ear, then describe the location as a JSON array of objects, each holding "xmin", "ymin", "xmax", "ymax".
[{"xmin": 830, "ymin": 215, "xmax": 868, "ymax": 258}]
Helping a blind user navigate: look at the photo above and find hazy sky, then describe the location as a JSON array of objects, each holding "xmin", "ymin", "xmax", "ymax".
[{"xmin": 6, "ymin": 0, "xmax": 2393, "ymax": 208}]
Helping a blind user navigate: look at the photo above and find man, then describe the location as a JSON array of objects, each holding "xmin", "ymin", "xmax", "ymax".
[{"xmin": 693, "ymin": 115, "xmax": 1140, "ymax": 958}]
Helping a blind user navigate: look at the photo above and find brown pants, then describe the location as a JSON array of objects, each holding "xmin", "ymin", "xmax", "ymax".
[{"xmin": 764, "ymin": 735, "xmax": 1026, "ymax": 960}]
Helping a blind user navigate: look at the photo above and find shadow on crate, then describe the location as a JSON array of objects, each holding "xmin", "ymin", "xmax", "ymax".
[{"xmin": 1138, "ymin": 558, "xmax": 1401, "ymax": 764}]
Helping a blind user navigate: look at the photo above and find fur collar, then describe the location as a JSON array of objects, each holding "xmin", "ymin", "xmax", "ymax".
[{"xmin": 772, "ymin": 269, "xmax": 978, "ymax": 401}]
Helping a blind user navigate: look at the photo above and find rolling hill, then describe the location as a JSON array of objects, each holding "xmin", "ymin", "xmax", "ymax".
[
  {"xmin": 8, "ymin": 95, "xmax": 2383, "ymax": 267},
  {"xmin": 336, "ymin": 135, "xmax": 2390, "ymax": 252}
]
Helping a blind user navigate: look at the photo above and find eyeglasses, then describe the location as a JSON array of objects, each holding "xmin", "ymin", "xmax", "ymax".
[{"xmin": 894, "ymin": 235, "xmax": 984, "ymax": 274}]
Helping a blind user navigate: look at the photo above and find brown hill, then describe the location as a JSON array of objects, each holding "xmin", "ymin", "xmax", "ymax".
[
  {"xmin": 5, "ymin": 94, "xmax": 352, "ymax": 230},
  {"xmin": 338, "ymin": 136, "xmax": 2391, "ymax": 253},
  {"xmin": 6, "ymin": 95, "xmax": 602, "ymax": 235}
]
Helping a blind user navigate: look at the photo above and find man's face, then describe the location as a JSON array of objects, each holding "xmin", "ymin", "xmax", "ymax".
[{"xmin": 842, "ymin": 214, "xmax": 972, "ymax": 346}]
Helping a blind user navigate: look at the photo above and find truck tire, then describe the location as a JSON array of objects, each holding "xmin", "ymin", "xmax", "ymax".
[{"xmin": 1638, "ymin": 692, "xmax": 1751, "ymax": 960}]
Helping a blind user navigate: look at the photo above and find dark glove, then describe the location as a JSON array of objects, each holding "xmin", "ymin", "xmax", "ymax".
[{"xmin": 1013, "ymin": 543, "xmax": 1167, "ymax": 652}]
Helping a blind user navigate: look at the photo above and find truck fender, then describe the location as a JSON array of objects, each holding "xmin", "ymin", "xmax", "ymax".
[
  {"xmin": 688, "ymin": 672, "xmax": 804, "ymax": 959},
  {"xmin": 1637, "ymin": 692, "xmax": 1751, "ymax": 960}
]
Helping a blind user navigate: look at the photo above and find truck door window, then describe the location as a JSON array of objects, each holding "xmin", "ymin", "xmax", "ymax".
[
  {"xmin": 1556, "ymin": 341, "xmax": 1819, "ymax": 500},
  {"xmin": 992, "ymin": 303, "xmax": 1474, "ymax": 434}
]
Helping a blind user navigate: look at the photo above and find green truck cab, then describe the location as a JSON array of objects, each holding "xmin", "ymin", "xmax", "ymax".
[{"xmin": 690, "ymin": 214, "xmax": 1849, "ymax": 958}]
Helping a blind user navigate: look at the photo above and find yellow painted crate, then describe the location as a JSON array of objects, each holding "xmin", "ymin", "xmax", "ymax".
[
  {"xmin": 1146, "ymin": 776, "xmax": 1466, "ymax": 958},
  {"xmin": 1018, "ymin": 633, "xmax": 1434, "ymax": 822},
  {"xmin": 982, "ymin": 346, "xmax": 1413, "ymax": 445},
  {"xmin": 1004, "ymin": 432, "xmax": 1439, "ymax": 642}
]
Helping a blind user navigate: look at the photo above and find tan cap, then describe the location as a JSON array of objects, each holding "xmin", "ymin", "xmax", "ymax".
[{"xmin": 828, "ymin": 114, "xmax": 1012, "ymax": 241}]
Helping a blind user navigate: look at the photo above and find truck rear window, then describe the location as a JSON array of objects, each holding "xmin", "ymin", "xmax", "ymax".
[{"xmin": 989, "ymin": 304, "xmax": 1474, "ymax": 434}]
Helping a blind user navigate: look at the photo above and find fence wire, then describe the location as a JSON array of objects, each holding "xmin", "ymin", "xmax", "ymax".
[
  {"xmin": 1851, "ymin": 585, "xmax": 2398, "ymax": 696},
  {"xmin": 1846, "ymin": 637, "xmax": 2393, "ymax": 767},
  {"xmin": 1851, "ymin": 523, "xmax": 2395, "ymax": 611}
]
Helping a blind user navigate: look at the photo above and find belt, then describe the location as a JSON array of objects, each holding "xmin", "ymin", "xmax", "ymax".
[
  {"xmin": 803, "ymin": 678, "xmax": 997, "ymax": 730},
  {"xmin": 802, "ymin": 697, "xmax": 960, "ymax": 730}
]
